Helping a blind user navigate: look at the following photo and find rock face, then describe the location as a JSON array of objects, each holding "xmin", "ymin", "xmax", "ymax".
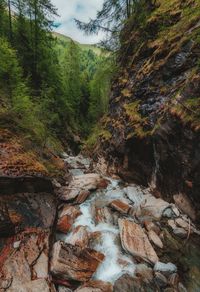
[
  {"xmin": 50, "ymin": 241, "xmax": 105, "ymax": 282},
  {"xmin": 97, "ymin": 0, "xmax": 200, "ymax": 222},
  {"xmin": 0, "ymin": 229, "xmax": 53, "ymax": 291},
  {"xmin": 118, "ymin": 219, "xmax": 158, "ymax": 264},
  {"xmin": 0, "ymin": 176, "xmax": 53, "ymax": 195},
  {"xmin": 0, "ymin": 129, "xmax": 57, "ymax": 291}
]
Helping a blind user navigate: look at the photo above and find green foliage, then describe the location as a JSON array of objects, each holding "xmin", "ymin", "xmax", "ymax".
[
  {"xmin": 0, "ymin": 37, "xmax": 46, "ymax": 142},
  {"xmin": 0, "ymin": 0, "xmax": 114, "ymax": 149},
  {"xmin": 84, "ymin": 124, "xmax": 111, "ymax": 149},
  {"xmin": 88, "ymin": 57, "xmax": 115, "ymax": 123}
]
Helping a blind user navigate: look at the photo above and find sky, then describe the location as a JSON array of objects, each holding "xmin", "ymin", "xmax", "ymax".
[{"xmin": 51, "ymin": 0, "xmax": 105, "ymax": 44}]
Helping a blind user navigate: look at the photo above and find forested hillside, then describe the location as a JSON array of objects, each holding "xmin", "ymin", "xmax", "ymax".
[{"xmin": 0, "ymin": 0, "xmax": 113, "ymax": 153}]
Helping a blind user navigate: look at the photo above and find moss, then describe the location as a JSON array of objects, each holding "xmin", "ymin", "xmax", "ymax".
[
  {"xmin": 84, "ymin": 125, "xmax": 112, "ymax": 150},
  {"xmin": 170, "ymin": 98, "xmax": 200, "ymax": 130},
  {"xmin": 121, "ymin": 88, "xmax": 132, "ymax": 97},
  {"xmin": 123, "ymin": 101, "xmax": 154, "ymax": 138}
]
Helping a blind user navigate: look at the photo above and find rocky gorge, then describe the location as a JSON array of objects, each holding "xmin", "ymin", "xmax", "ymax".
[
  {"xmin": 95, "ymin": 0, "xmax": 200, "ymax": 223},
  {"xmin": 1, "ymin": 133, "xmax": 199, "ymax": 291}
]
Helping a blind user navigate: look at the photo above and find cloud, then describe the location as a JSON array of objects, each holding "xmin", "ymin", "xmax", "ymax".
[{"xmin": 51, "ymin": 0, "xmax": 105, "ymax": 44}]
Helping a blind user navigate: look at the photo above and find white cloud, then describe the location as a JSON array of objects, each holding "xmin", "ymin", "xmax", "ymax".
[{"xmin": 51, "ymin": 0, "xmax": 105, "ymax": 44}]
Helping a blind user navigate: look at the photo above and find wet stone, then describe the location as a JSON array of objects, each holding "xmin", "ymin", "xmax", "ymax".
[
  {"xmin": 154, "ymin": 262, "xmax": 177, "ymax": 276},
  {"xmin": 118, "ymin": 218, "xmax": 159, "ymax": 264},
  {"xmin": 50, "ymin": 241, "xmax": 105, "ymax": 282}
]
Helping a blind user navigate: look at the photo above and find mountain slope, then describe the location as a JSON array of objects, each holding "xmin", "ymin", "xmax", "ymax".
[
  {"xmin": 53, "ymin": 31, "xmax": 105, "ymax": 56},
  {"xmin": 98, "ymin": 0, "xmax": 200, "ymax": 221}
]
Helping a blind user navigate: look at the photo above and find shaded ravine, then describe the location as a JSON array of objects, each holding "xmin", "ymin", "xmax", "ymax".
[{"xmin": 52, "ymin": 153, "xmax": 200, "ymax": 291}]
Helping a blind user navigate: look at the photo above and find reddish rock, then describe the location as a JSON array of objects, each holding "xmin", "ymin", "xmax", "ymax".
[
  {"xmin": 75, "ymin": 190, "xmax": 91, "ymax": 204},
  {"xmin": 67, "ymin": 226, "xmax": 89, "ymax": 249},
  {"xmin": 57, "ymin": 206, "xmax": 81, "ymax": 234},
  {"xmin": 0, "ymin": 229, "xmax": 51, "ymax": 291},
  {"xmin": 57, "ymin": 216, "xmax": 72, "ymax": 233},
  {"xmin": 75, "ymin": 280, "xmax": 113, "ymax": 292},
  {"xmin": 97, "ymin": 179, "xmax": 109, "ymax": 189},
  {"xmin": 118, "ymin": 219, "xmax": 158, "ymax": 264},
  {"xmin": 51, "ymin": 241, "xmax": 105, "ymax": 282},
  {"xmin": 110, "ymin": 199, "xmax": 131, "ymax": 215}
]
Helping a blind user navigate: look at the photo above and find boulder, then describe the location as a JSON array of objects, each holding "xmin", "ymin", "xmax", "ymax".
[
  {"xmin": 50, "ymin": 241, "xmax": 104, "ymax": 282},
  {"xmin": 148, "ymin": 230, "xmax": 163, "ymax": 249},
  {"xmin": 58, "ymin": 287, "xmax": 73, "ymax": 292},
  {"xmin": 110, "ymin": 199, "xmax": 132, "ymax": 215},
  {"xmin": 118, "ymin": 219, "xmax": 158, "ymax": 264},
  {"xmin": 135, "ymin": 263, "xmax": 154, "ymax": 283},
  {"xmin": 58, "ymin": 285, "xmax": 72, "ymax": 292},
  {"xmin": 113, "ymin": 273, "xmax": 156, "ymax": 292},
  {"xmin": 124, "ymin": 187, "xmax": 169, "ymax": 219},
  {"xmin": 0, "ymin": 192, "xmax": 56, "ymax": 237},
  {"xmin": 0, "ymin": 229, "xmax": 51, "ymax": 291},
  {"xmin": 59, "ymin": 174, "xmax": 106, "ymax": 202},
  {"xmin": 75, "ymin": 280, "xmax": 113, "ymax": 292},
  {"xmin": 141, "ymin": 196, "xmax": 170, "ymax": 220},
  {"xmin": 57, "ymin": 205, "xmax": 81, "ymax": 234},
  {"xmin": 154, "ymin": 262, "xmax": 177, "ymax": 275},
  {"xmin": 5, "ymin": 279, "xmax": 53, "ymax": 292}
]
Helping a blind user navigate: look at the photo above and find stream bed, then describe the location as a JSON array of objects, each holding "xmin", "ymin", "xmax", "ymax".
[{"xmin": 53, "ymin": 154, "xmax": 200, "ymax": 291}]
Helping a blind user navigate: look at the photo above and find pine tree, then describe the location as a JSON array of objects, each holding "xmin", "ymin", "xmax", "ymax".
[
  {"xmin": 75, "ymin": 0, "xmax": 156, "ymax": 50},
  {"xmin": 63, "ymin": 40, "xmax": 82, "ymax": 122}
]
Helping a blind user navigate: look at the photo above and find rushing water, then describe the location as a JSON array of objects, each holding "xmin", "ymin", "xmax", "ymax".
[{"xmin": 62, "ymin": 178, "xmax": 136, "ymax": 283}]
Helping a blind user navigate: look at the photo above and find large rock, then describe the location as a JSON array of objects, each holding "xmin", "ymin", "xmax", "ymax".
[
  {"xmin": 113, "ymin": 273, "xmax": 156, "ymax": 292},
  {"xmin": 110, "ymin": 199, "xmax": 132, "ymax": 215},
  {"xmin": 57, "ymin": 205, "xmax": 81, "ymax": 234},
  {"xmin": 0, "ymin": 192, "xmax": 56, "ymax": 237},
  {"xmin": 154, "ymin": 262, "xmax": 177, "ymax": 276},
  {"xmin": 124, "ymin": 187, "xmax": 169, "ymax": 219},
  {"xmin": 50, "ymin": 241, "xmax": 105, "ymax": 282},
  {"xmin": 75, "ymin": 280, "xmax": 113, "ymax": 292},
  {"xmin": 118, "ymin": 219, "xmax": 158, "ymax": 264},
  {"xmin": 59, "ymin": 174, "xmax": 106, "ymax": 203},
  {"xmin": 0, "ymin": 229, "xmax": 52, "ymax": 291}
]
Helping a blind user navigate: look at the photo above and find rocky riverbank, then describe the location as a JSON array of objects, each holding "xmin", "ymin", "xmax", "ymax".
[
  {"xmin": 51, "ymin": 154, "xmax": 200, "ymax": 291},
  {"xmin": 0, "ymin": 130, "xmax": 200, "ymax": 291}
]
